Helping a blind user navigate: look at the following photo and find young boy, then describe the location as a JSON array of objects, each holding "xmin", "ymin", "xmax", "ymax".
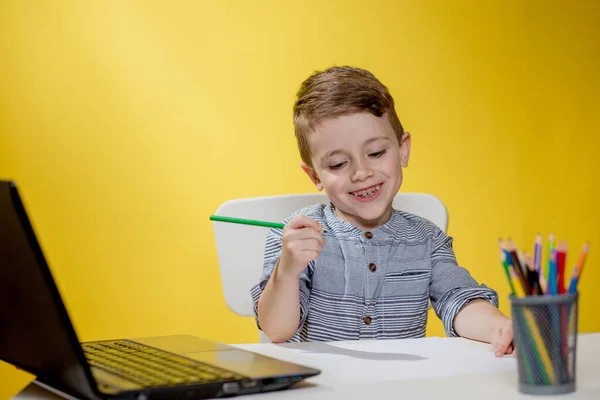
[{"xmin": 250, "ymin": 66, "xmax": 514, "ymax": 356}]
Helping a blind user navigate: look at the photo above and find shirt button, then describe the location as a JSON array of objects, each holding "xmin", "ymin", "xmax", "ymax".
[
  {"xmin": 364, "ymin": 231, "xmax": 373, "ymax": 239},
  {"xmin": 368, "ymin": 263, "xmax": 377, "ymax": 272},
  {"xmin": 362, "ymin": 316, "xmax": 372, "ymax": 325}
]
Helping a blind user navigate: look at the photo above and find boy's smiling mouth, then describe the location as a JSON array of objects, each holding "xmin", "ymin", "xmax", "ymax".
[{"xmin": 349, "ymin": 183, "xmax": 382, "ymax": 199}]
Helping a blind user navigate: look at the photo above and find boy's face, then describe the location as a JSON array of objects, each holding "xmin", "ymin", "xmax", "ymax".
[{"xmin": 301, "ymin": 112, "xmax": 411, "ymax": 230}]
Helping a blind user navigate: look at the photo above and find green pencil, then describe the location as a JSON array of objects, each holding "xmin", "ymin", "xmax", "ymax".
[
  {"xmin": 209, "ymin": 215, "xmax": 285, "ymax": 229},
  {"xmin": 499, "ymin": 239, "xmax": 516, "ymax": 295}
]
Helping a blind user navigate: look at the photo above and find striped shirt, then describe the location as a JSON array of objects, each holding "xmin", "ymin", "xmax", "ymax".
[{"xmin": 250, "ymin": 203, "xmax": 498, "ymax": 342}]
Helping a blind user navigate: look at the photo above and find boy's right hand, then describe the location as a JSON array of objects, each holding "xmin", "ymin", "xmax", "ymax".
[{"xmin": 278, "ymin": 215, "xmax": 325, "ymax": 277}]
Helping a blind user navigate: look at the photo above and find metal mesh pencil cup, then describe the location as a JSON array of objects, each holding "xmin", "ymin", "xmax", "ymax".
[{"xmin": 510, "ymin": 292, "xmax": 579, "ymax": 395}]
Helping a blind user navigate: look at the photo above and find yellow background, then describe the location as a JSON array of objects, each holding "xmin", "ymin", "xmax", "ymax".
[{"xmin": 1, "ymin": 0, "xmax": 599, "ymax": 397}]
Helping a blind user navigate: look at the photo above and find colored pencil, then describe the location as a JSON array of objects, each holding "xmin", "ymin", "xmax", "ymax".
[
  {"xmin": 514, "ymin": 307, "xmax": 545, "ymax": 385},
  {"xmin": 546, "ymin": 233, "xmax": 555, "ymax": 289},
  {"xmin": 210, "ymin": 214, "xmax": 328, "ymax": 233},
  {"xmin": 509, "ymin": 263, "xmax": 526, "ymax": 297},
  {"xmin": 499, "ymin": 240, "xmax": 515, "ymax": 295},
  {"xmin": 523, "ymin": 307, "xmax": 555, "ymax": 383},
  {"xmin": 534, "ymin": 233, "xmax": 543, "ymax": 274},
  {"xmin": 524, "ymin": 252, "xmax": 544, "ymax": 295},
  {"xmin": 556, "ymin": 242, "xmax": 567, "ymax": 295},
  {"xmin": 574, "ymin": 242, "xmax": 590, "ymax": 279},
  {"xmin": 538, "ymin": 267, "xmax": 547, "ymax": 295},
  {"xmin": 534, "ymin": 233, "xmax": 545, "ymax": 291},
  {"xmin": 507, "ymin": 238, "xmax": 532, "ymax": 295},
  {"xmin": 210, "ymin": 215, "xmax": 285, "ymax": 229},
  {"xmin": 567, "ymin": 267, "xmax": 579, "ymax": 294},
  {"xmin": 547, "ymin": 248, "xmax": 558, "ymax": 296},
  {"xmin": 501, "ymin": 239, "xmax": 527, "ymax": 295},
  {"xmin": 555, "ymin": 241, "xmax": 569, "ymax": 382},
  {"xmin": 559, "ymin": 301, "xmax": 569, "ymax": 382},
  {"xmin": 568, "ymin": 242, "xmax": 590, "ymax": 293}
]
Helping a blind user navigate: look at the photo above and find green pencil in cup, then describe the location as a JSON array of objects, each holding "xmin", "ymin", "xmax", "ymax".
[{"xmin": 209, "ymin": 215, "xmax": 327, "ymax": 232}]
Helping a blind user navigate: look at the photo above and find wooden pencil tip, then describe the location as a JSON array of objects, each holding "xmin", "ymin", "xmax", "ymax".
[
  {"xmin": 583, "ymin": 242, "xmax": 590, "ymax": 251},
  {"xmin": 523, "ymin": 252, "xmax": 535, "ymax": 270},
  {"xmin": 506, "ymin": 238, "xmax": 516, "ymax": 250}
]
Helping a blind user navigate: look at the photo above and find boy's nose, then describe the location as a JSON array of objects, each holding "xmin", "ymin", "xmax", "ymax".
[{"xmin": 351, "ymin": 163, "xmax": 374, "ymax": 182}]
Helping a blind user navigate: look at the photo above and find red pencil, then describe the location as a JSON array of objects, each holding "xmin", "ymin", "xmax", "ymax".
[{"xmin": 556, "ymin": 241, "xmax": 567, "ymax": 294}]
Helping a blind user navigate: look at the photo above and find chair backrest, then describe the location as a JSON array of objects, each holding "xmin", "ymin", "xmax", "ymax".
[{"xmin": 211, "ymin": 192, "xmax": 448, "ymax": 319}]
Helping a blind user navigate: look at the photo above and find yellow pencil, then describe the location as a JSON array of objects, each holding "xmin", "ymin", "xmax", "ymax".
[
  {"xmin": 523, "ymin": 308, "xmax": 555, "ymax": 383},
  {"xmin": 509, "ymin": 265, "xmax": 526, "ymax": 297}
]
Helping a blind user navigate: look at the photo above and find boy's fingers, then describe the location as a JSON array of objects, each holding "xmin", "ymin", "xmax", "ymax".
[
  {"xmin": 495, "ymin": 344, "xmax": 508, "ymax": 357},
  {"xmin": 300, "ymin": 227, "xmax": 325, "ymax": 246},
  {"xmin": 286, "ymin": 226, "xmax": 325, "ymax": 245},
  {"xmin": 495, "ymin": 329, "xmax": 512, "ymax": 357},
  {"xmin": 508, "ymin": 344, "xmax": 515, "ymax": 354},
  {"xmin": 299, "ymin": 238, "xmax": 324, "ymax": 253},
  {"xmin": 299, "ymin": 248, "xmax": 321, "ymax": 260},
  {"xmin": 287, "ymin": 215, "xmax": 323, "ymax": 232}
]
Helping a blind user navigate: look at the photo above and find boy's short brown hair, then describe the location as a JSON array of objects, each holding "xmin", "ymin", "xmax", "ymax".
[{"xmin": 293, "ymin": 66, "xmax": 404, "ymax": 166}]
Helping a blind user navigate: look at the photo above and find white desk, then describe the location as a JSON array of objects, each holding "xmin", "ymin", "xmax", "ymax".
[{"xmin": 15, "ymin": 333, "xmax": 600, "ymax": 400}]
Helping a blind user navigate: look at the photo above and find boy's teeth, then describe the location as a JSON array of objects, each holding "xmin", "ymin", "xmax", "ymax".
[{"xmin": 352, "ymin": 185, "xmax": 380, "ymax": 197}]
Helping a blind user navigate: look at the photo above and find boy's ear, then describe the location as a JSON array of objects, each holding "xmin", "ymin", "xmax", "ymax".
[
  {"xmin": 399, "ymin": 131, "xmax": 412, "ymax": 168},
  {"xmin": 300, "ymin": 162, "xmax": 324, "ymax": 191}
]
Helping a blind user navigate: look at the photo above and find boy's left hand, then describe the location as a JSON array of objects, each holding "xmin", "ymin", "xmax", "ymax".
[{"xmin": 490, "ymin": 317, "xmax": 515, "ymax": 357}]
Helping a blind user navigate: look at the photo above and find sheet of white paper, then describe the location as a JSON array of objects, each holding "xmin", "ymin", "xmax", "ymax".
[{"xmin": 280, "ymin": 337, "xmax": 516, "ymax": 384}]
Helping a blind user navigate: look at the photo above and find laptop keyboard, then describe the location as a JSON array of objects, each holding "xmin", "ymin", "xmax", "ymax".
[{"xmin": 82, "ymin": 340, "xmax": 247, "ymax": 387}]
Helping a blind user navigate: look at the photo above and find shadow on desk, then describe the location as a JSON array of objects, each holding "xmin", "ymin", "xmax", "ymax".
[{"xmin": 279, "ymin": 342, "xmax": 427, "ymax": 361}]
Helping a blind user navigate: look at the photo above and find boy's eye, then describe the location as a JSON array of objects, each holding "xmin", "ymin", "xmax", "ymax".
[
  {"xmin": 329, "ymin": 162, "xmax": 346, "ymax": 170},
  {"xmin": 369, "ymin": 149, "xmax": 387, "ymax": 158}
]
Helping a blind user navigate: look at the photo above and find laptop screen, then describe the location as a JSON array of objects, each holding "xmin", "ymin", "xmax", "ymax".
[{"xmin": 0, "ymin": 181, "xmax": 98, "ymax": 399}]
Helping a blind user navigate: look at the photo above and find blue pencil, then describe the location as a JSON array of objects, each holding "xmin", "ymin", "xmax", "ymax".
[
  {"xmin": 547, "ymin": 249, "xmax": 558, "ymax": 296},
  {"xmin": 568, "ymin": 268, "xmax": 578, "ymax": 294}
]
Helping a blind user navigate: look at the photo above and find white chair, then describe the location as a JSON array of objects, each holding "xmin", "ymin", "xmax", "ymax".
[{"xmin": 211, "ymin": 192, "xmax": 448, "ymax": 342}]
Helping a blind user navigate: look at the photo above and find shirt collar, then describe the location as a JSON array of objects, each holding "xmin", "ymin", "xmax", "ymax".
[{"xmin": 323, "ymin": 203, "xmax": 401, "ymax": 241}]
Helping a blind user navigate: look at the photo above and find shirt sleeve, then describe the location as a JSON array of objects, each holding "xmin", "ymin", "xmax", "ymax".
[
  {"xmin": 429, "ymin": 228, "xmax": 499, "ymax": 337},
  {"xmin": 249, "ymin": 222, "xmax": 313, "ymax": 335}
]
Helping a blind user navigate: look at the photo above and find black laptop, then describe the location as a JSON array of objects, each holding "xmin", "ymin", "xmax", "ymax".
[{"xmin": 0, "ymin": 180, "xmax": 320, "ymax": 399}]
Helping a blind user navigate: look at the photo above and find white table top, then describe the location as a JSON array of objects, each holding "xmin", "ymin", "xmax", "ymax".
[{"xmin": 14, "ymin": 333, "xmax": 600, "ymax": 400}]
